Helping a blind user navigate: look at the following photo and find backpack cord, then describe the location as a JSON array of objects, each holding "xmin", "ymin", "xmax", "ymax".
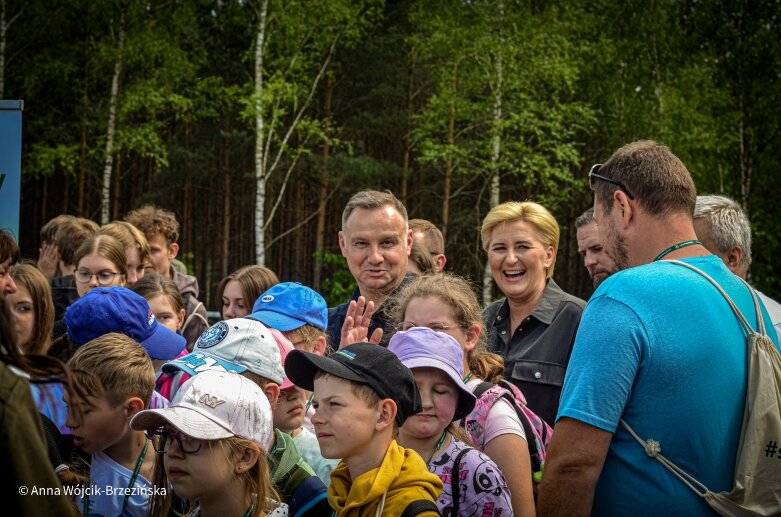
[{"xmin": 620, "ymin": 259, "xmax": 770, "ymax": 501}]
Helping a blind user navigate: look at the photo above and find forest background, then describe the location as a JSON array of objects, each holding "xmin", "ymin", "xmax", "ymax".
[{"xmin": 4, "ymin": 0, "xmax": 780, "ymax": 309}]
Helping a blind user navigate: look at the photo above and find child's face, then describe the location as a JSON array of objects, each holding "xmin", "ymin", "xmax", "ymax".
[
  {"xmin": 403, "ymin": 295, "xmax": 475, "ymax": 351},
  {"xmin": 221, "ymin": 280, "xmax": 249, "ymax": 319},
  {"xmin": 64, "ymin": 393, "xmax": 130, "ymax": 454},
  {"xmin": 6, "ymin": 283, "xmax": 34, "ymax": 350},
  {"xmin": 402, "ymin": 367, "xmax": 458, "ymax": 440},
  {"xmin": 148, "ymin": 294, "xmax": 184, "ymax": 332},
  {"xmin": 124, "ymin": 246, "xmax": 145, "ymax": 288},
  {"xmin": 147, "ymin": 233, "xmax": 174, "ymax": 276},
  {"xmin": 162, "ymin": 427, "xmax": 239, "ymax": 500},
  {"xmin": 75, "ymin": 253, "xmax": 125, "ymax": 297},
  {"xmin": 273, "ymin": 386, "xmax": 307, "ymax": 433},
  {"xmin": 285, "ymin": 328, "xmax": 327, "ymax": 356},
  {"xmin": 312, "ymin": 374, "xmax": 382, "ymax": 460}
]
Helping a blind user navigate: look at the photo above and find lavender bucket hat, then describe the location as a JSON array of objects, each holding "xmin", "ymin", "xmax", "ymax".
[{"xmin": 388, "ymin": 326, "xmax": 476, "ymax": 420}]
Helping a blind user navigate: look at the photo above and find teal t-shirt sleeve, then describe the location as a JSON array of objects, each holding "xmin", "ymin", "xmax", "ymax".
[{"xmin": 556, "ymin": 294, "xmax": 649, "ymax": 432}]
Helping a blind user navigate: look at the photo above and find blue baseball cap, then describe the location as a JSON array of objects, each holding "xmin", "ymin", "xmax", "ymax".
[
  {"xmin": 64, "ymin": 287, "xmax": 187, "ymax": 360},
  {"xmin": 246, "ymin": 282, "xmax": 327, "ymax": 332}
]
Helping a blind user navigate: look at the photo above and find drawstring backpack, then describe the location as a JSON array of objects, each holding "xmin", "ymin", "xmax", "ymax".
[{"xmin": 621, "ymin": 260, "xmax": 781, "ymax": 516}]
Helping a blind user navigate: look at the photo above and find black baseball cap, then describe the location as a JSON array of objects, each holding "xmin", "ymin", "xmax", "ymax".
[{"xmin": 284, "ymin": 343, "xmax": 422, "ymax": 426}]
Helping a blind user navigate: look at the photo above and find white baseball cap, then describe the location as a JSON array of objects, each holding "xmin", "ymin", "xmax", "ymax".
[
  {"xmin": 130, "ymin": 370, "xmax": 274, "ymax": 450},
  {"xmin": 162, "ymin": 318, "xmax": 294, "ymax": 389}
]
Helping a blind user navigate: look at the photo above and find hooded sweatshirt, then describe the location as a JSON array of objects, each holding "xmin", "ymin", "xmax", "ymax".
[
  {"xmin": 328, "ymin": 440, "xmax": 442, "ymax": 517},
  {"xmin": 170, "ymin": 267, "xmax": 209, "ymax": 348}
]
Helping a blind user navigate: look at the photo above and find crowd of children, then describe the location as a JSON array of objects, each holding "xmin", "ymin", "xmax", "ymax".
[{"xmin": 3, "ymin": 206, "xmax": 548, "ymax": 517}]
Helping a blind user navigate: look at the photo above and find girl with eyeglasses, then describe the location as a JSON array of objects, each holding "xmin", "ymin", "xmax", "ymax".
[
  {"xmin": 72, "ymin": 235, "xmax": 127, "ymax": 298},
  {"xmin": 133, "ymin": 370, "xmax": 287, "ymax": 517},
  {"xmin": 392, "ymin": 273, "xmax": 536, "ymax": 516}
]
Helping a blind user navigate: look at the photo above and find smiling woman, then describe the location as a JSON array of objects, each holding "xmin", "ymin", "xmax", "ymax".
[{"xmin": 480, "ymin": 201, "xmax": 586, "ymax": 425}]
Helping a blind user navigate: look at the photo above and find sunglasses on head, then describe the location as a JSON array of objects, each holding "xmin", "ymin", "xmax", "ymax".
[{"xmin": 588, "ymin": 164, "xmax": 635, "ymax": 200}]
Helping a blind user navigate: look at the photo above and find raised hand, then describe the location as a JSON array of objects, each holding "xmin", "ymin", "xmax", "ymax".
[{"xmin": 339, "ymin": 296, "xmax": 383, "ymax": 349}]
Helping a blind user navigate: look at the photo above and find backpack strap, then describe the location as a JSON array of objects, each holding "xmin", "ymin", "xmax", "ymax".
[
  {"xmin": 450, "ymin": 447, "xmax": 471, "ymax": 514},
  {"xmin": 400, "ymin": 499, "xmax": 440, "ymax": 517},
  {"xmin": 666, "ymin": 260, "xmax": 768, "ymax": 337},
  {"xmin": 182, "ymin": 301, "xmax": 209, "ymax": 333},
  {"xmin": 472, "ymin": 381, "xmax": 495, "ymax": 399},
  {"xmin": 619, "ymin": 259, "xmax": 771, "ymax": 502},
  {"xmin": 471, "ymin": 381, "xmax": 544, "ymax": 474},
  {"xmin": 497, "ymin": 379, "xmax": 551, "ymax": 447}
]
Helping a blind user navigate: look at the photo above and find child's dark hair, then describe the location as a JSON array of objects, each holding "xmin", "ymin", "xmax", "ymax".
[
  {"xmin": 132, "ymin": 273, "xmax": 185, "ymax": 315},
  {"xmin": 217, "ymin": 265, "xmax": 279, "ymax": 318}
]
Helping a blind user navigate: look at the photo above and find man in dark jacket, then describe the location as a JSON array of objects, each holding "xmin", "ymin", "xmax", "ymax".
[{"xmin": 327, "ymin": 190, "xmax": 414, "ymax": 349}]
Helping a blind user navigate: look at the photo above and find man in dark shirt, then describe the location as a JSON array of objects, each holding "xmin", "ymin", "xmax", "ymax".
[{"xmin": 327, "ymin": 190, "xmax": 414, "ymax": 349}]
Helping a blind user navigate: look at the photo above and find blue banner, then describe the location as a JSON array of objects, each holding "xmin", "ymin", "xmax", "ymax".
[{"xmin": 0, "ymin": 100, "xmax": 23, "ymax": 240}]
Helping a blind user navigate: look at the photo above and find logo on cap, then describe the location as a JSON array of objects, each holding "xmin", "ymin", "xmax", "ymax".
[
  {"xmin": 148, "ymin": 310, "xmax": 155, "ymax": 326},
  {"xmin": 198, "ymin": 393, "xmax": 225, "ymax": 408},
  {"xmin": 197, "ymin": 321, "xmax": 230, "ymax": 349},
  {"xmin": 334, "ymin": 349, "xmax": 356, "ymax": 361},
  {"xmin": 261, "ymin": 295, "xmax": 274, "ymax": 303}
]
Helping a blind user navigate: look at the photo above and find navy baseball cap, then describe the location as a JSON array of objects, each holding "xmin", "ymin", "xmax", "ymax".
[
  {"xmin": 285, "ymin": 343, "xmax": 422, "ymax": 426},
  {"xmin": 246, "ymin": 282, "xmax": 328, "ymax": 332},
  {"xmin": 64, "ymin": 287, "xmax": 187, "ymax": 360}
]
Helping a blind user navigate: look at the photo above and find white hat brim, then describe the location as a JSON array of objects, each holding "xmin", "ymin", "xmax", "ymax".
[{"xmin": 130, "ymin": 405, "xmax": 235, "ymax": 441}]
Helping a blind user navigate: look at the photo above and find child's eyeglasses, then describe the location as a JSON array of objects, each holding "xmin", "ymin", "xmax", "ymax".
[
  {"xmin": 147, "ymin": 428, "xmax": 204, "ymax": 454},
  {"xmin": 399, "ymin": 321, "xmax": 454, "ymax": 332},
  {"xmin": 74, "ymin": 269, "xmax": 122, "ymax": 285}
]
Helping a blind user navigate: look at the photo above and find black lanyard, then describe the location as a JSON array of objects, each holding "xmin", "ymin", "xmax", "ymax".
[{"xmin": 653, "ymin": 240, "xmax": 703, "ymax": 261}]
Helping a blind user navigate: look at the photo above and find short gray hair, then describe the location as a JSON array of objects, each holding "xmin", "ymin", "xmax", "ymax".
[
  {"xmin": 341, "ymin": 190, "xmax": 408, "ymax": 231},
  {"xmin": 575, "ymin": 208, "xmax": 594, "ymax": 229},
  {"xmin": 693, "ymin": 195, "xmax": 752, "ymax": 273}
]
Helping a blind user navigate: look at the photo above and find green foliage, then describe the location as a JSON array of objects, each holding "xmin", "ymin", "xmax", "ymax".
[
  {"xmin": 9, "ymin": 0, "xmax": 781, "ymax": 302},
  {"xmin": 313, "ymin": 251, "xmax": 356, "ymax": 306},
  {"xmin": 26, "ymin": 144, "xmax": 80, "ymax": 178}
]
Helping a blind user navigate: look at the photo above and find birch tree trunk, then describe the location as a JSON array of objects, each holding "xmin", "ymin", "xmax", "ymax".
[
  {"xmin": 101, "ymin": 8, "xmax": 126, "ymax": 225},
  {"xmin": 483, "ymin": 48, "xmax": 503, "ymax": 306},
  {"xmin": 254, "ymin": 0, "xmax": 269, "ymax": 266}
]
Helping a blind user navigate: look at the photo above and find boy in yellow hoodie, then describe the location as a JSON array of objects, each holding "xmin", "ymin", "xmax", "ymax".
[{"xmin": 285, "ymin": 343, "xmax": 442, "ymax": 516}]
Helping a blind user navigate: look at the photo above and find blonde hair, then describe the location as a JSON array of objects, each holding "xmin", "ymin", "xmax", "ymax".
[
  {"xmin": 67, "ymin": 333, "xmax": 155, "ymax": 407},
  {"xmin": 73, "ymin": 234, "xmax": 128, "ymax": 277},
  {"xmin": 100, "ymin": 221, "xmax": 151, "ymax": 265},
  {"xmin": 149, "ymin": 436, "xmax": 277, "ymax": 517},
  {"xmin": 11, "ymin": 263, "xmax": 55, "ymax": 355},
  {"xmin": 480, "ymin": 201, "xmax": 560, "ymax": 279},
  {"xmin": 285, "ymin": 324, "xmax": 327, "ymax": 354},
  {"xmin": 392, "ymin": 273, "xmax": 505, "ymax": 384}
]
